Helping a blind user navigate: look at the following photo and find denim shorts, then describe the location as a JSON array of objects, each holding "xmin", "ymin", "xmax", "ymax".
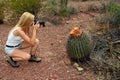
[{"xmin": 5, "ymin": 43, "xmax": 22, "ymax": 56}]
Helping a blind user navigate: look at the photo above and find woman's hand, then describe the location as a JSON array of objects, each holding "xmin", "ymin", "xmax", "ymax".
[
  {"xmin": 29, "ymin": 23, "xmax": 40, "ymax": 37},
  {"xmin": 33, "ymin": 23, "xmax": 40, "ymax": 31}
]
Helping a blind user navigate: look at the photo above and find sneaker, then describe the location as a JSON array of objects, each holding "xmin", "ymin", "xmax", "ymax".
[
  {"xmin": 29, "ymin": 55, "xmax": 42, "ymax": 62},
  {"xmin": 7, "ymin": 57, "xmax": 19, "ymax": 67}
]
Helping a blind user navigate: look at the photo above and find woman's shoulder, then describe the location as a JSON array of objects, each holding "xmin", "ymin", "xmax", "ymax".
[
  {"xmin": 13, "ymin": 26, "xmax": 24, "ymax": 36},
  {"xmin": 13, "ymin": 26, "xmax": 23, "ymax": 32}
]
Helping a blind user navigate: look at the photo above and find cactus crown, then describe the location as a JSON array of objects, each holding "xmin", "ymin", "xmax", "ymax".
[{"xmin": 70, "ymin": 27, "xmax": 83, "ymax": 37}]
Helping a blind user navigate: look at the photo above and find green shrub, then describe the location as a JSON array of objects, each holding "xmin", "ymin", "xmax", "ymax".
[
  {"xmin": 112, "ymin": 10, "xmax": 120, "ymax": 27},
  {"xmin": 8, "ymin": 0, "xmax": 42, "ymax": 18},
  {"xmin": 47, "ymin": 0, "xmax": 59, "ymax": 15},
  {"xmin": 0, "ymin": 1, "xmax": 4, "ymax": 24},
  {"xmin": 107, "ymin": 2, "xmax": 120, "ymax": 15},
  {"xmin": 59, "ymin": 5, "xmax": 76, "ymax": 17},
  {"xmin": 107, "ymin": 2, "xmax": 120, "ymax": 27},
  {"xmin": 47, "ymin": 0, "xmax": 76, "ymax": 17}
]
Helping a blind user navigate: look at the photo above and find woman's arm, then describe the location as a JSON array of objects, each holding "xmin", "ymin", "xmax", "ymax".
[
  {"xmin": 15, "ymin": 24, "xmax": 40, "ymax": 46},
  {"xmin": 16, "ymin": 29, "xmax": 36, "ymax": 46}
]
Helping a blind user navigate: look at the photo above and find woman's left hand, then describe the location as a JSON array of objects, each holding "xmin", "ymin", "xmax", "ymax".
[{"xmin": 34, "ymin": 23, "xmax": 40, "ymax": 30}]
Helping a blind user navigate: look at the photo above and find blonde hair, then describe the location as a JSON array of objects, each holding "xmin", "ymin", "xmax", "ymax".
[{"xmin": 16, "ymin": 12, "xmax": 34, "ymax": 30}]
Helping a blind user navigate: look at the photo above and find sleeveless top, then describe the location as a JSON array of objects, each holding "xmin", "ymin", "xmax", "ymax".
[{"xmin": 6, "ymin": 27, "xmax": 23, "ymax": 46}]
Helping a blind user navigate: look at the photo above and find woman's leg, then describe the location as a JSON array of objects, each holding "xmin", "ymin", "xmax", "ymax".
[
  {"xmin": 20, "ymin": 38, "xmax": 41, "ymax": 62},
  {"xmin": 10, "ymin": 49, "xmax": 31, "ymax": 61},
  {"xmin": 21, "ymin": 39, "xmax": 39, "ymax": 55},
  {"xmin": 7, "ymin": 39, "xmax": 40, "ymax": 67},
  {"xmin": 30, "ymin": 39, "xmax": 39, "ymax": 55},
  {"xmin": 7, "ymin": 49, "xmax": 30, "ymax": 67},
  {"xmin": 9, "ymin": 40, "xmax": 32, "ymax": 61}
]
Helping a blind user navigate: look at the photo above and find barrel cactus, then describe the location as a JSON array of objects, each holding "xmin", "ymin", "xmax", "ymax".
[{"xmin": 66, "ymin": 27, "xmax": 92, "ymax": 61}]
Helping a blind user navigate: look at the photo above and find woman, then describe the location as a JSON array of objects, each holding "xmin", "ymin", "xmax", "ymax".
[{"xmin": 5, "ymin": 12, "xmax": 42, "ymax": 67}]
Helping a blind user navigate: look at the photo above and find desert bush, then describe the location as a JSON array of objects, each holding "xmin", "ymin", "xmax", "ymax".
[
  {"xmin": 0, "ymin": 1, "xmax": 4, "ymax": 24},
  {"xmin": 47, "ymin": 0, "xmax": 76, "ymax": 17},
  {"xmin": 112, "ymin": 10, "xmax": 120, "ymax": 26},
  {"xmin": 59, "ymin": 5, "xmax": 76, "ymax": 17},
  {"xmin": 109, "ymin": 0, "xmax": 120, "ymax": 3},
  {"xmin": 94, "ymin": 2, "xmax": 120, "ymax": 29},
  {"xmin": 106, "ymin": 2, "xmax": 120, "ymax": 27},
  {"xmin": 87, "ymin": 3, "xmax": 99, "ymax": 12},
  {"xmin": 107, "ymin": 2, "xmax": 120, "ymax": 15},
  {"xmin": 41, "ymin": 0, "xmax": 77, "ymax": 25},
  {"xmin": 87, "ymin": 2, "xmax": 108, "ymax": 13},
  {"xmin": 91, "ymin": 33, "xmax": 120, "ymax": 80},
  {"xmin": 7, "ymin": 0, "xmax": 42, "ymax": 19}
]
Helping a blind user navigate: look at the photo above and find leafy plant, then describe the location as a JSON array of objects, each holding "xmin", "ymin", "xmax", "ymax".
[
  {"xmin": 8, "ymin": 0, "xmax": 42, "ymax": 18},
  {"xmin": 107, "ymin": 2, "xmax": 120, "ymax": 15},
  {"xmin": 0, "ymin": 1, "xmax": 4, "ymax": 24},
  {"xmin": 59, "ymin": 5, "xmax": 76, "ymax": 17},
  {"xmin": 47, "ymin": 0, "xmax": 76, "ymax": 17},
  {"xmin": 95, "ymin": 2, "xmax": 120, "ymax": 29},
  {"xmin": 112, "ymin": 10, "xmax": 120, "ymax": 27},
  {"xmin": 107, "ymin": 2, "xmax": 120, "ymax": 27},
  {"xmin": 47, "ymin": 0, "xmax": 59, "ymax": 15}
]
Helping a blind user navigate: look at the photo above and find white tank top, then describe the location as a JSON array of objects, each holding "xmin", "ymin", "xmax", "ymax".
[{"xmin": 6, "ymin": 27, "xmax": 23, "ymax": 46}]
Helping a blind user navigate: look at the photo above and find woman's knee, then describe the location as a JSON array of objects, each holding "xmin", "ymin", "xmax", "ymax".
[
  {"xmin": 35, "ymin": 39, "xmax": 39, "ymax": 45},
  {"xmin": 31, "ymin": 39, "xmax": 39, "ymax": 47},
  {"xmin": 22, "ymin": 53, "xmax": 31, "ymax": 60}
]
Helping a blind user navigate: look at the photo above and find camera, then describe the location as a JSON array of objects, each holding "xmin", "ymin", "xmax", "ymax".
[
  {"xmin": 37, "ymin": 21, "xmax": 45, "ymax": 27},
  {"xmin": 34, "ymin": 17, "xmax": 45, "ymax": 27}
]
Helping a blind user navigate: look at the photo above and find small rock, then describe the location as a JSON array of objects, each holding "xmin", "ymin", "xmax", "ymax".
[
  {"xmin": 73, "ymin": 63, "xmax": 84, "ymax": 72},
  {"xmin": 73, "ymin": 62, "xmax": 79, "ymax": 67},
  {"xmin": 76, "ymin": 67, "xmax": 84, "ymax": 72},
  {"xmin": 66, "ymin": 21, "xmax": 70, "ymax": 24},
  {"xmin": 118, "ymin": 56, "xmax": 120, "ymax": 59},
  {"xmin": 59, "ymin": 40, "xmax": 62, "ymax": 43},
  {"xmin": 67, "ymin": 70, "xmax": 70, "ymax": 73},
  {"xmin": 96, "ymin": 31, "xmax": 102, "ymax": 35}
]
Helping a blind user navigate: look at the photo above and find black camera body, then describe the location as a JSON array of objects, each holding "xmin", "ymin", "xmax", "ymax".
[
  {"xmin": 34, "ymin": 17, "xmax": 45, "ymax": 27},
  {"xmin": 37, "ymin": 21, "xmax": 45, "ymax": 27}
]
